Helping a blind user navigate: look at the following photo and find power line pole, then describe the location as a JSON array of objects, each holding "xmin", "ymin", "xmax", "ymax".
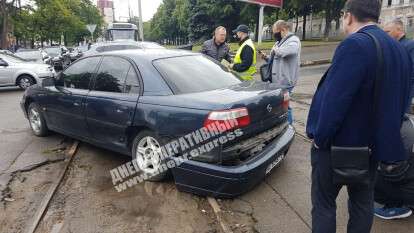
[{"xmin": 138, "ymin": 0, "xmax": 144, "ymax": 41}]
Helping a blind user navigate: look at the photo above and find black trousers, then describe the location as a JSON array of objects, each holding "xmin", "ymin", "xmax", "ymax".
[
  {"xmin": 375, "ymin": 173, "xmax": 414, "ymax": 207},
  {"xmin": 311, "ymin": 146, "xmax": 377, "ymax": 233}
]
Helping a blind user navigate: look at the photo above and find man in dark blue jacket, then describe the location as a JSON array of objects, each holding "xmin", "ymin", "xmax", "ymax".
[
  {"xmin": 384, "ymin": 19, "xmax": 414, "ymax": 112},
  {"xmin": 306, "ymin": 0, "xmax": 411, "ymax": 232}
]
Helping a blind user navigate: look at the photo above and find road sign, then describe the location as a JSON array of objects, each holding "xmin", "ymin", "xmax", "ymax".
[
  {"xmin": 240, "ymin": 0, "xmax": 283, "ymax": 8},
  {"xmin": 239, "ymin": 0, "xmax": 283, "ymax": 44},
  {"xmin": 86, "ymin": 24, "xmax": 97, "ymax": 34},
  {"xmin": 86, "ymin": 24, "xmax": 97, "ymax": 41}
]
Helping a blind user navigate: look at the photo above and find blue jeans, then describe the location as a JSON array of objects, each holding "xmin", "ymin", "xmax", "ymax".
[{"xmin": 287, "ymin": 88, "xmax": 293, "ymax": 125}]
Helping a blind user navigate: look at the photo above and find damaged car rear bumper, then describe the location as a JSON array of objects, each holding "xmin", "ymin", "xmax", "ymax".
[{"xmin": 170, "ymin": 125, "xmax": 295, "ymax": 198}]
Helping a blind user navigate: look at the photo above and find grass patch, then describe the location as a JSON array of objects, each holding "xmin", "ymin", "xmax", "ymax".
[{"xmin": 165, "ymin": 39, "xmax": 341, "ymax": 52}]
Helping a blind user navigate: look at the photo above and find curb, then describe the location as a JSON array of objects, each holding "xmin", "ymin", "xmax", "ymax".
[
  {"xmin": 301, "ymin": 42, "xmax": 340, "ymax": 48},
  {"xmin": 207, "ymin": 197, "xmax": 233, "ymax": 233},
  {"xmin": 300, "ymin": 59, "xmax": 332, "ymax": 67}
]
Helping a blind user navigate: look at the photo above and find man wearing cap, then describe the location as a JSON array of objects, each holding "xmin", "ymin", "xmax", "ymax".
[{"xmin": 230, "ymin": 25, "xmax": 257, "ymax": 81}]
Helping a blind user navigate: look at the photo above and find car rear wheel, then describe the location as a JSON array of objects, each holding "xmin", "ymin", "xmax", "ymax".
[
  {"xmin": 17, "ymin": 75, "xmax": 35, "ymax": 90},
  {"xmin": 28, "ymin": 103, "xmax": 49, "ymax": 137},
  {"xmin": 132, "ymin": 131, "xmax": 168, "ymax": 182}
]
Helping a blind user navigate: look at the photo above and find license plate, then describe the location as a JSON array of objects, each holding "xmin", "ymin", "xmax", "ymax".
[{"xmin": 265, "ymin": 154, "xmax": 285, "ymax": 175}]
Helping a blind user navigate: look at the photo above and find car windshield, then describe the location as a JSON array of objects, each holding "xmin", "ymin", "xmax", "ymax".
[
  {"xmin": 44, "ymin": 47, "xmax": 61, "ymax": 57},
  {"xmin": 77, "ymin": 46, "xmax": 89, "ymax": 52},
  {"xmin": 141, "ymin": 43, "xmax": 164, "ymax": 49},
  {"xmin": 15, "ymin": 51, "xmax": 42, "ymax": 61},
  {"xmin": 109, "ymin": 30, "xmax": 136, "ymax": 40},
  {"xmin": 153, "ymin": 55, "xmax": 242, "ymax": 94}
]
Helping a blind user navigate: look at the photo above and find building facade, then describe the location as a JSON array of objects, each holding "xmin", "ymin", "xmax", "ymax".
[
  {"xmin": 284, "ymin": 0, "xmax": 414, "ymax": 40},
  {"xmin": 97, "ymin": 0, "xmax": 115, "ymax": 25}
]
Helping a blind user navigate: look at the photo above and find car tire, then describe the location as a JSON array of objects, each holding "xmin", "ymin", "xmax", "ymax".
[
  {"xmin": 132, "ymin": 130, "xmax": 169, "ymax": 182},
  {"xmin": 27, "ymin": 103, "xmax": 49, "ymax": 137},
  {"xmin": 17, "ymin": 75, "xmax": 35, "ymax": 90}
]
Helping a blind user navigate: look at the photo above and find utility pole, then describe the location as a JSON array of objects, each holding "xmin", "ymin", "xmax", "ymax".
[
  {"xmin": 258, "ymin": 5, "xmax": 265, "ymax": 44},
  {"xmin": 138, "ymin": 0, "xmax": 144, "ymax": 41}
]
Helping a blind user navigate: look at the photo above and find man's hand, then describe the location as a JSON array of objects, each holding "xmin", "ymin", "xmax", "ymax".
[
  {"xmin": 229, "ymin": 64, "xmax": 234, "ymax": 69},
  {"xmin": 259, "ymin": 50, "xmax": 267, "ymax": 60}
]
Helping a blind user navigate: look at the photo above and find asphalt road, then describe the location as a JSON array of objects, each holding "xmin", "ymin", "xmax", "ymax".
[
  {"xmin": 0, "ymin": 64, "xmax": 413, "ymax": 233},
  {"xmin": 220, "ymin": 64, "xmax": 414, "ymax": 233}
]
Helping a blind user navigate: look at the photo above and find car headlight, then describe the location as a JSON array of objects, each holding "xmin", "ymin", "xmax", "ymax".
[{"xmin": 36, "ymin": 66, "xmax": 52, "ymax": 73}]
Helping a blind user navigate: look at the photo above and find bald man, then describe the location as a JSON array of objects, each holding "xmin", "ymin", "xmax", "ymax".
[{"xmin": 384, "ymin": 19, "xmax": 414, "ymax": 112}]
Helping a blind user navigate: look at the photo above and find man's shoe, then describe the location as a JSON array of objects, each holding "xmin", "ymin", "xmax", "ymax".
[{"xmin": 374, "ymin": 207, "xmax": 413, "ymax": 220}]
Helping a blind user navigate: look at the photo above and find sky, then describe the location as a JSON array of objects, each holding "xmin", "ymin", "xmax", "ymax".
[{"xmin": 105, "ymin": 0, "xmax": 162, "ymax": 22}]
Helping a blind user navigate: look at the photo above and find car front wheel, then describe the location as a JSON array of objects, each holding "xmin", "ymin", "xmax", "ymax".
[
  {"xmin": 17, "ymin": 75, "xmax": 35, "ymax": 90},
  {"xmin": 132, "ymin": 131, "xmax": 169, "ymax": 182},
  {"xmin": 27, "ymin": 103, "xmax": 49, "ymax": 137}
]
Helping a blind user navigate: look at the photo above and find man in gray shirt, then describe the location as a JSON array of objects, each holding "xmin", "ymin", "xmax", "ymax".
[
  {"xmin": 201, "ymin": 26, "xmax": 232, "ymax": 63},
  {"xmin": 261, "ymin": 20, "xmax": 301, "ymax": 124}
]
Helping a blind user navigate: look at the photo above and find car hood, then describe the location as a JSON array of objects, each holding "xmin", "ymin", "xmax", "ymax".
[{"xmin": 12, "ymin": 62, "xmax": 49, "ymax": 69}]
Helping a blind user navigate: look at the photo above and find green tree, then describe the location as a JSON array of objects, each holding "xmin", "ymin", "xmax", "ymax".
[
  {"xmin": 323, "ymin": 0, "xmax": 346, "ymax": 38},
  {"xmin": 1, "ymin": 0, "xmax": 16, "ymax": 49}
]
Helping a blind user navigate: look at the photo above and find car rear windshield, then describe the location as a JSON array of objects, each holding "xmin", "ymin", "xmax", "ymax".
[{"xmin": 153, "ymin": 55, "xmax": 242, "ymax": 94}]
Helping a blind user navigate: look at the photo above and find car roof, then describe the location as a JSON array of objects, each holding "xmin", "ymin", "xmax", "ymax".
[
  {"xmin": 101, "ymin": 49, "xmax": 198, "ymax": 62},
  {"xmin": 91, "ymin": 41, "xmax": 160, "ymax": 46}
]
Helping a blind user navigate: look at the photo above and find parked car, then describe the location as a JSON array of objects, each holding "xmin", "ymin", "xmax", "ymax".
[
  {"xmin": 20, "ymin": 49, "xmax": 294, "ymax": 198},
  {"xmin": 0, "ymin": 50, "xmax": 15, "ymax": 56},
  {"xmin": 15, "ymin": 49, "xmax": 45, "ymax": 63},
  {"xmin": 41, "ymin": 46, "xmax": 71, "ymax": 71},
  {"xmin": 82, "ymin": 41, "xmax": 164, "ymax": 57},
  {"xmin": 0, "ymin": 53, "xmax": 54, "ymax": 89}
]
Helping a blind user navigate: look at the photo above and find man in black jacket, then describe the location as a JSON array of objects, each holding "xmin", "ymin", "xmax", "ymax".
[
  {"xmin": 229, "ymin": 25, "xmax": 257, "ymax": 81},
  {"xmin": 201, "ymin": 26, "xmax": 232, "ymax": 63}
]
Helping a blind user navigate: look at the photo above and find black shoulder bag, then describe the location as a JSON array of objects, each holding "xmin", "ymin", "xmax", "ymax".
[
  {"xmin": 260, "ymin": 34, "xmax": 294, "ymax": 83},
  {"xmin": 331, "ymin": 32, "xmax": 383, "ymax": 186}
]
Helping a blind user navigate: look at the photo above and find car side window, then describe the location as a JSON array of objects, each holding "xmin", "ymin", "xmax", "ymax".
[
  {"xmin": 59, "ymin": 57, "xmax": 101, "ymax": 89},
  {"xmin": 93, "ymin": 57, "xmax": 131, "ymax": 93},
  {"xmin": 124, "ymin": 67, "xmax": 140, "ymax": 94}
]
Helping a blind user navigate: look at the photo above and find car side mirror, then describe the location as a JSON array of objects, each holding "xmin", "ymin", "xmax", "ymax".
[
  {"xmin": 41, "ymin": 77, "xmax": 55, "ymax": 87},
  {"xmin": 0, "ymin": 59, "xmax": 8, "ymax": 67}
]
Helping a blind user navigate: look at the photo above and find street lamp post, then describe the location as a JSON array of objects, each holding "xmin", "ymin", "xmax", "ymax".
[
  {"xmin": 138, "ymin": 0, "xmax": 144, "ymax": 41},
  {"xmin": 258, "ymin": 5, "xmax": 265, "ymax": 44}
]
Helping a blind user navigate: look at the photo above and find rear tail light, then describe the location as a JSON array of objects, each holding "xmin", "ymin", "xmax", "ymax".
[
  {"xmin": 204, "ymin": 107, "xmax": 250, "ymax": 132},
  {"xmin": 283, "ymin": 91, "xmax": 290, "ymax": 111}
]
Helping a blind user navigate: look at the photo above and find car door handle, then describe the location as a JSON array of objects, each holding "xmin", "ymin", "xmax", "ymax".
[
  {"xmin": 73, "ymin": 102, "xmax": 81, "ymax": 106},
  {"xmin": 116, "ymin": 109, "xmax": 124, "ymax": 113}
]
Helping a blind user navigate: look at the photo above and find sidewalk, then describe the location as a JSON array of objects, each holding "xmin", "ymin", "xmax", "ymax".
[{"xmin": 218, "ymin": 67, "xmax": 414, "ymax": 233}]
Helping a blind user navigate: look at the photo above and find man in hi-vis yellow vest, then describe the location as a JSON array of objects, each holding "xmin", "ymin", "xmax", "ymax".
[{"xmin": 230, "ymin": 25, "xmax": 257, "ymax": 81}]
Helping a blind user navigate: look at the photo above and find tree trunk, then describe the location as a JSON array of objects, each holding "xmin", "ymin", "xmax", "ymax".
[
  {"xmin": 336, "ymin": 18, "xmax": 341, "ymax": 30},
  {"xmin": 255, "ymin": 6, "xmax": 260, "ymax": 42},
  {"xmin": 1, "ymin": 0, "xmax": 8, "ymax": 49},
  {"xmin": 302, "ymin": 14, "xmax": 307, "ymax": 41},
  {"xmin": 295, "ymin": 15, "xmax": 299, "ymax": 33},
  {"xmin": 323, "ymin": 1, "xmax": 332, "ymax": 39}
]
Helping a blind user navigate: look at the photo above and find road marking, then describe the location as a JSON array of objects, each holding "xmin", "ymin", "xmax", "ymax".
[
  {"xmin": 207, "ymin": 197, "xmax": 233, "ymax": 233},
  {"xmin": 24, "ymin": 140, "xmax": 79, "ymax": 233}
]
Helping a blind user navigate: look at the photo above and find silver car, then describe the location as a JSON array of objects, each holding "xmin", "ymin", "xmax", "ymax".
[{"xmin": 0, "ymin": 53, "xmax": 54, "ymax": 89}]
